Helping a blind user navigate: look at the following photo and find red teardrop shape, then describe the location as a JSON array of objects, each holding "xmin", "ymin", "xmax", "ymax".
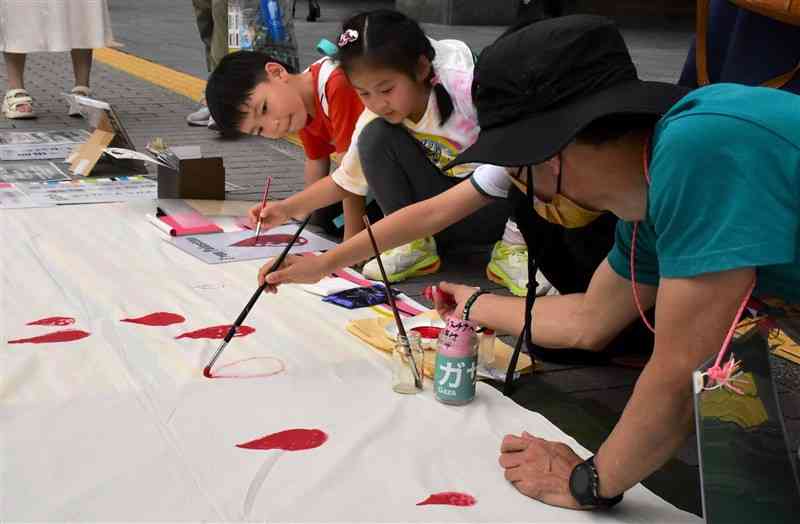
[
  {"xmin": 26, "ymin": 316, "xmax": 76, "ymax": 326},
  {"xmin": 236, "ymin": 428, "xmax": 328, "ymax": 451},
  {"xmin": 416, "ymin": 492, "xmax": 476, "ymax": 507},
  {"xmin": 120, "ymin": 312, "xmax": 186, "ymax": 326},
  {"xmin": 230, "ymin": 234, "xmax": 309, "ymax": 248},
  {"xmin": 8, "ymin": 330, "xmax": 91, "ymax": 345},
  {"xmin": 175, "ymin": 325, "xmax": 255, "ymax": 340}
]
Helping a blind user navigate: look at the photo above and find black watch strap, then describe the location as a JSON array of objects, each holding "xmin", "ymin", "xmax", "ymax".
[
  {"xmin": 462, "ymin": 290, "xmax": 489, "ymax": 321},
  {"xmin": 569, "ymin": 457, "xmax": 623, "ymax": 508}
]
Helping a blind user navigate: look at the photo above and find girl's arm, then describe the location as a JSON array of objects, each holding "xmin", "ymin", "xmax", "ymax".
[
  {"xmin": 265, "ymin": 179, "xmax": 494, "ymax": 285},
  {"xmin": 303, "ymin": 157, "xmax": 331, "ymax": 188},
  {"xmin": 342, "ymin": 194, "xmax": 366, "ymax": 240}
]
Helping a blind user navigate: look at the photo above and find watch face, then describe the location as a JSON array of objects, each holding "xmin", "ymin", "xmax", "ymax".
[{"xmin": 569, "ymin": 463, "xmax": 593, "ymax": 504}]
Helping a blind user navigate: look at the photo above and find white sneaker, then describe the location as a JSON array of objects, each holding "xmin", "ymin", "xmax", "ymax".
[
  {"xmin": 207, "ymin": 114, "xmax": 219, "ymax": 131},
  {"xmin": 187, "ymin": 105, "xmax": 211, "ymax": 126},
  {"xmin": 486, "ymin": 241, "xmax": 554, "ymax": 297},
  {"xmin": 362, "ymin": 237, "xmax": 441, "ymax": 283}
]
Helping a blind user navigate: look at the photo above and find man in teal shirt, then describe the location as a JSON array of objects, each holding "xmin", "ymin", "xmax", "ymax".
[
  {"xmin": 439, "ymin": 16, "xmax": 800, "ymax": 510},
  {"xmin": 608, "ymin": 82, "xmax": 800, "ymax": 302}
]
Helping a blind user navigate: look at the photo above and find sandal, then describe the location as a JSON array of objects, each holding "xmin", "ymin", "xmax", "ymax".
[
  {"xmin": 2, "ymin": 89, "xmax": 36, "ymax": 119},
  {"xmin": 68, "ymin": 86, "xmax": 91, "ymax": 117}
]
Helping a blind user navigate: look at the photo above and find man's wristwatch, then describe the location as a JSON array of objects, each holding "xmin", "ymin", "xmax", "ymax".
[{"xmin": 568, "ymin": 456, "xmax": 623, "ymax": 508}]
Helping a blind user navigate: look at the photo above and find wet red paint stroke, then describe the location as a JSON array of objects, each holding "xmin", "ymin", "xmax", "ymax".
[
  {"xmin": 175, "ymin": 325, "xmax": 255, "ymax": 340},
  {"xmin": 120, "ymin": 312, "xmax": 186, "ymax": 326},
  {"xmin": 416, "ymin": 492, "xmax": 476, "ymax": 507},
  {"xmin": 26, "ymin": 316, "xmax": 76, "ymax": 326},
  {"xmin": 411, "ymin": 326, "xmax": 442, "ymax": 339},
  {"xmin": 230, "ymin": 234, "xmax": 309, "ymax": 248},
  {"xmin": 8, "ymin": 330, "xmax": 90, "ymax": 345},
  {"xmin": 236, "ymin": 428, "xmax": 328, "ymax": 451},
  {"xmin": 204, "ymin": 356, "xmax": 285, "ymax": 379}
]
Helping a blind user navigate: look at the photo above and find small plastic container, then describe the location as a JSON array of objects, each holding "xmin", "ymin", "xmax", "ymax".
[
  {"xmin": 479, "ymin": 328, "xmax": 496, "ymax": 368},
  {"xmin": 392, "ymin": 332, "xmax": 424, "ymax": 394}
]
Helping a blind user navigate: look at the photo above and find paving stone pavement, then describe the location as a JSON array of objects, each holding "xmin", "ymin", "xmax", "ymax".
[{"xmin": 2, "ymin": 1, "xmax": 799, "ymax": 514}]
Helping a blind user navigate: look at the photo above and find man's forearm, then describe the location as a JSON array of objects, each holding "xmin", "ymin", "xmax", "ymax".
[
  {"xmin": 284, "ymin": 176, "xmax": 352, "ymax": 220},
  {"xmin": 467, "ymin": 293, "xmax": 586, "ymax": 347},
  {"xmin": 594, "ymin": 359, "xmax": 695, "ymax": 498}
]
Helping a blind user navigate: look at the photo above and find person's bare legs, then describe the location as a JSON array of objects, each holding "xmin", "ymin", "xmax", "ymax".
[
  {"xmin": 4, "ymin": 52, "xmax": 26, "ymax": 90},
  {"xmin": 70, "ymin": 49, "xmax": 93, "ymax": 88},
  {"xmin": 2, "ymin": 52, "xmax": 33, "ymax": 115}
]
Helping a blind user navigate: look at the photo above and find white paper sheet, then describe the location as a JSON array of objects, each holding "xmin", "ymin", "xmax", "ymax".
[
  {"xmin": 168, "ymin": 224, "xmax": 339, "ymax": 264},
  {"xmin": 0, "ymin": 161, "xmax": 70, "ymax": 183},
  {"xmin": 0, "ymin": 182, "xmax": 52, "ymax": 208},
  {"xmin": 16, "ymin": 175, "xmax": 156, "ymax": 206},
  {"xmin": 0, "ymin": 201, "xmax": 701, "ymax": 522}
]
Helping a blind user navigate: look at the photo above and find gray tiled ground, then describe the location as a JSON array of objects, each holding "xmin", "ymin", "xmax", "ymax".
[{"xmin": 2, "ymin": 1, "xmax": 799, "ymax": 515}]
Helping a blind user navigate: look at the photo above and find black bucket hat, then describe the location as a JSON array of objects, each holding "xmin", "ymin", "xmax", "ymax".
[{"xmin": 448, "ymin": 15, "xmax": 690, "ymax": 169}]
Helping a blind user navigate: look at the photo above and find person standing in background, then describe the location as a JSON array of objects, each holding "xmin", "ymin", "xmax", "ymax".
[
  {"xmin": 187, "ymin": 0, "xmax": 228, "ymax": 128},
  {"xmin": 0, "ymin": 0, "xmax": 115, "ymax": 119}
]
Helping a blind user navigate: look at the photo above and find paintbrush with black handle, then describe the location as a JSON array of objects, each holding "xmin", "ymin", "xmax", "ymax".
[
  {"xmin": 203, "ymin": 216, "xmax": 311, "ymax": 377},
  {"xmin": 362, "ymin": 216, "xmax": 423, "ymax": 389}
]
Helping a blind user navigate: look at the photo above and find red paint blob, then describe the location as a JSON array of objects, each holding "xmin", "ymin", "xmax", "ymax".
[
  {"xmin": 120, "ymin": 312, "xmax": 186, "ymax": 326},
  {"xmin": 411, "ymin": 326, "xmax": 442, "ymax": 339},
  {"xmin": 26, "ymin": 316, "xmax": 76, "ymax": 326},
  {"xmin": 236, "ymin": 428, "xmax": 328, "ymax": 451},
  {"xmin": 175, "ymin": 325, "xmax": 255, "ymax": 340},
  {"xmin": 203, "ymin": 366, "xmax": 213, "ymax": 378},
  {"xmin": 8, "ymin": 330, "xmax": 91, "ymax": 345},
  {"xmin": 231, "ymin": 234, "xmax": 309, "ymax": 248},
  {"xmin": 416, "ymin": 492, "xmax": 476, "ymax": 507}
]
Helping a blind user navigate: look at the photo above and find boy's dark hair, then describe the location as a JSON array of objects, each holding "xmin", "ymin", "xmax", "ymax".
[
  {"xmin": 574, "ymin": 113, "xmax": 659, "ymax": 146},
  {"xmin": 336, "ymin": 9, "xmax": 454, "ymax": 125},
  {"xmin": 205, "ymin": 51, "xmax": 295, "ymax": 137}
]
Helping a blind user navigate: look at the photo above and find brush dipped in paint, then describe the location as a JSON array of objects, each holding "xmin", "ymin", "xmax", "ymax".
[
  {"xmin": 204, "ymin": 215, "xmax": 311, "ymax": 377},
  {"xmin": 361, "ymin": 215, "xmax": 422, "ymax": 389},
  {"xmin": 253, "ymin": 175, "xmax": 273, "ymax": 242}
]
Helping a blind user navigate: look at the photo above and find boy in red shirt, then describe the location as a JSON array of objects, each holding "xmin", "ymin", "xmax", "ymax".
[{"xmin": 206, "ymin": 51, "xmax": 366, "ymax": 238}]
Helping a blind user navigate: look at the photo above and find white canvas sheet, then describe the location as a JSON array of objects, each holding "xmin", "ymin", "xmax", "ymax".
[{"xmin": 0, "ymin": 201, "xmax": 700, "ymax": 522}]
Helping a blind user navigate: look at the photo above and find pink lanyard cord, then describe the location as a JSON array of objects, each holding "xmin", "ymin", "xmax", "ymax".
[{"xmin": 631, "ymin": 135, "xmax": 756, "ymax": 393}]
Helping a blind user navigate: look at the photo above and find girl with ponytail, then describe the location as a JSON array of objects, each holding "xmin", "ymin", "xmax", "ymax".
[{"xmin": 332, "ymin": 9, "xmax": 526, "ymax": 291}]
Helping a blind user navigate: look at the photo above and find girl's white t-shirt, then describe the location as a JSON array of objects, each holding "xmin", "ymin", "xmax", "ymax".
[{"xmin": 331, "ymin": 38, "xmax": 485, "ymax": 196}]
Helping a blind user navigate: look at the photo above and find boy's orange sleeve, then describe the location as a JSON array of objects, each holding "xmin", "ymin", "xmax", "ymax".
[{"xmin": 326, "ymin": 71, "xmax": 364, "ymax": 154}]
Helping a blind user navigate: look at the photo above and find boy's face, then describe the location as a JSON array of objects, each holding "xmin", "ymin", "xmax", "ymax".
[
  {"xmin": 239, "ymin": 63, "xmax": 307, "ymax": 139},
  {"xmin": 348, "ymin": 61, "xmax": 430, "ymax": 124}
]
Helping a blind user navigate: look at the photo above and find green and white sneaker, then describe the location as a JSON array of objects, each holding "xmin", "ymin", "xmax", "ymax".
[
  {"xmin": 486, "ymin": 241, "xmax": 555, "ymax": 297},
  {"xmin": 362, "ymin": 237, "xmax": 441, "ymax": 283}
]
